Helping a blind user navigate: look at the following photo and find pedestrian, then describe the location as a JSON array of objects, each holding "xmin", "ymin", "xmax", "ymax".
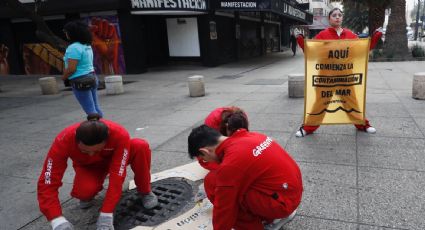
[
  {"xmin": 62, "ymin": 21, "xmax": 103, "ymax": 117},
  {"xmin": 37, "ymin": 114, "xmax": 158, "ymax": 230},
  {"xmin": 295, "ymin": 8, "xmax": 383, "ymax": 137},
  {"xmin": 200, "ymin": 106, "xmax": 249, "ymax": 170},
  {"xmin": 188, "ymin": 122, "xmax": 303, "ymax": 229},
  {"xmin": 290, "ymin": 32, "xmax": 297, "ymax": 56}
]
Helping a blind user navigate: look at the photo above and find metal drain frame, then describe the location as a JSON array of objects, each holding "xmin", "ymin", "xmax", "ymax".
[{"xmin": 114, "ymin": 177, "xmax": 194, "ymax": 229}]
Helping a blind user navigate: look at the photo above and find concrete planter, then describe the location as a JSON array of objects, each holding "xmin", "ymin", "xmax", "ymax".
[
  {"xmin": 412, "ymin": 72, "xmax": 425, "ymax": 100},
  {"xmin": 105, "ymin": 75, "xmax": 124, "ymax": 95},
  {"xmin": 288, "ymin": 73, "xmax": 304, "ymax": 98},
  {"xmin": 39, "ymin": 77, "xmax": 59, "ymax": 95},
  {"xmin": 188, "ymin": 75, "xmax": 205, "ymax": 97}
]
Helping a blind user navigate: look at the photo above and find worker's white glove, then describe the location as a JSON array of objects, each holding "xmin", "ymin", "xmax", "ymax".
[
  {"xmin": 51, "ymin": 216, "xmax": 74, "ymax": 230},
  {"xmin": 96, "ymin": 212, "xmax": 114, "ymax": 230}
]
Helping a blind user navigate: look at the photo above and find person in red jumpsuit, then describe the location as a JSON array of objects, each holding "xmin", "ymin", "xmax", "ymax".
[
  {"xmin": 295, "ymin": 8, "xmax": 383, "ymax": 137},
  {"xmin": 37, "ymin": 114, "xmax": 158, "ymax": 230},
  {"xmin": 199, "ymin": 106, "xmax": 249, "ymax": 171},
  {"xmin": 188, "ymin": 113, "xmax": 303, "ymax": 230}
]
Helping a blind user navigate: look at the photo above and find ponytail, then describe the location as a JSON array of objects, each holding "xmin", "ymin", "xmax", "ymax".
[{"xmin": 76, "ymin": 113, "xmax": 108, "ymax": 145}]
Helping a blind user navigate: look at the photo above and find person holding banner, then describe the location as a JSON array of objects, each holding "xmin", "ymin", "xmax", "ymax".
[{"xmin": 295, "ymin": 8, "xmax": 383, "ymax": 137}]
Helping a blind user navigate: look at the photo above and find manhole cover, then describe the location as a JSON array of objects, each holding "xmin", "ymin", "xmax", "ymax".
[
  {"xmin": 216, "ymin": 74, "xmax": 244, "ymax": 79},
  {"xmin": 114, "ymin": 178, "xmax": 193, "ymax": 229},
  {"xmin": 245, "ymin": 79, "xmax": 287, "ymax": 85}
]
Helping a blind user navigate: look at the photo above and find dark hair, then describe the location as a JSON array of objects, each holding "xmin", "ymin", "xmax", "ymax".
[
  {"xmin": 76, "ymin": 113, "xmax": 108, "ymax": 145},
  {"xmin": 63, "ymin": 21, "xmax": 92, "ymax": 45},
  {"xmin": 188, "ymin": 125, "xmax": 221, "ymax": 159},
  {"xmin": 220, "ymin": 107, "xmax": 249, "ymax": 136},
  {"xmin": 328, "ymin": 8, "xmax": 343, "ymax": 19}
]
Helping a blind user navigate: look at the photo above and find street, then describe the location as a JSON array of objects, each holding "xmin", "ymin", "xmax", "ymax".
[{"xmin": 1, "ymin": 52, "xmax": 425, "ymax": 230}]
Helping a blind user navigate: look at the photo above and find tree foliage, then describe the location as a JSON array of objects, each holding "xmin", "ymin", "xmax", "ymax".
[{"xmin": 343, "ymin": 0, "xmax": 391, "ymax": 34}]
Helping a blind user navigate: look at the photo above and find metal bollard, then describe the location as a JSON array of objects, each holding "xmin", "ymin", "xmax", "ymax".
[
  {"xmin": 39, "ymin": 77, "xmax": 59, "ymax": 95},
  {"xmin": 412, "ymin": 72, "xmax": 425, "ymax": 100},
  {"xmin": 105, "ymin": 75, "xmax": 124, "ymax": 95},
  {"xmin": 288, "ymin": 74, "xmax": 305, "ymax": 98},
  {"xmin": 188, "ymin": 75, "xmax": 205, "ymax": 97}
]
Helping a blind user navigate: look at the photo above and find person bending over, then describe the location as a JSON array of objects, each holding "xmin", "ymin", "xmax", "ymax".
[
  {"xmin": 188, "ymin": 122, "xmax": 303, "ymax": 229},
  {"xmin": 37, "ymin": 114, "xmax": 158, "ymax": 230}
]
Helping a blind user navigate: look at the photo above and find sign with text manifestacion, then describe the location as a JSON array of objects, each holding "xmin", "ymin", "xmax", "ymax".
[
  {"xmin": 130, "ymin": 0, "xmax": 207, "ymax": 11},
  {"xmin": 215, "ymin": 0, "xmax": 308, "ymax": 22},
  {"xmin": 303, "ymin": 38, "xmax": 370, "ymax": 126}
]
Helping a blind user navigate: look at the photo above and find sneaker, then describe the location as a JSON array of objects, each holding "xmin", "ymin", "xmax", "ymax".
[
  {"xmin": 264, "ymin": 210, "xmax": 297, "ymax": 230},
  {"xmin": 295, "ymin": 127, "xmax": 307, "ymax": 137},
  {"xmin": 141, "ymin": 192, "xmax": 158, "ymax": 209},
  {"xmin": 79, "ymin": 199, "xmax": 94, "ymax": 209},
  {"xmin": 366, "ymin": 126, "xmax": 376, "ymax": 134}
]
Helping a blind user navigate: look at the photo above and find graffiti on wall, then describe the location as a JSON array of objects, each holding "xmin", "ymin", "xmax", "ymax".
[
  {"xmin": 0, "ymin": 44, "xmax": 9, "ymax": 75},
  {"xmin": 23, "ymin": 43, "xmax": 64, "ymax": 75},
  {"xmin": 85, "ymin": 16, "xmax": 126, "ymax": 75}
]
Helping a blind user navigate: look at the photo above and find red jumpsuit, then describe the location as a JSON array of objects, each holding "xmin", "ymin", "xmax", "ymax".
[
  {"xmin": 37, "ymin": 120, "xmax": 152, "ymax": 221},
  {"xmin": 296, "ymin": 27, "xmax": 383, "ymax": 134},
  {"xmin": 205, "ymin": 129, "xmax": 303, "ymax": 230}
]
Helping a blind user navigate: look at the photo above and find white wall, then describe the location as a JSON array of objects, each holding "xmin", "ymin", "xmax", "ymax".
[{"xmin": 166, "ymin": 17, "xmax": 201, "ymax": 57}]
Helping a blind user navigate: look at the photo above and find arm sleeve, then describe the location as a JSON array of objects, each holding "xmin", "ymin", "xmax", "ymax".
[
  {"xmin": 100, "ymin": 132, "xmax": 131, "ymax": 213},
  {"xmin": 370, "ymin": 31, "xmax": 383, "ymax": 50},
  {"xmin": 212, "ymin": 166, "xmax": 244, "ymax": 230},
  {"xmin": 65, "ymin": 44, "xmax": 82, "ymax": 60},
  {"xmin": 296, "ymin": 35, "xmax": 305, "ymax": 51},
  {"xmin": 37, "ymin": 133, "xmax": 69, "ymax": 221}
]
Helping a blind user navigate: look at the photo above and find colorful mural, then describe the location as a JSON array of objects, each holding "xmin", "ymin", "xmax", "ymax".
[
  {"xmin": 23, "ymin": 43, "xmax": 64, "ymax": 75},
  {"xmin": 85, "ymin": 16, "xmax": 126, "ymax": 75}
]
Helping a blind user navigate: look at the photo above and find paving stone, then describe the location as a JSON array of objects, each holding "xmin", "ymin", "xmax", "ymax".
[
  {"xmin": 365, "ymin": 103, "xmax": 411, "ymax": 118},
  {"xmin": 358, "ymin": 136, "xmax": 425, "ymax": 171},
  {"xmin": 284, "ymin": 215, "xmax": 357, "ymax": 230},
  {"xmin": 361, "ymin": 117, "xmax": 424, "ymax": 138},
  {"xmin": 298, "ymin": 162, "xmax": 357, "ymax": 222},
  {"xmin": 286, "ymin": 134, "xmax": 356, "ymax": 165},
  {"xmin": 0, "ymin": 175, "xmax": 73, "ymax": 230},
  {"xmin": 249, "ymin": 113, "xmax": 302, "ymax": 133},
  {"xmin": 358, "ymin": 167, "xmax": 425, "ymax": 229}
]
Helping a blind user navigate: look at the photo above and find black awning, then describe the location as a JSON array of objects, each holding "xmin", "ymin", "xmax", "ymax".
[{"xmin": 213, "ymin": 0, "xmax": 312, "ymax": 24}]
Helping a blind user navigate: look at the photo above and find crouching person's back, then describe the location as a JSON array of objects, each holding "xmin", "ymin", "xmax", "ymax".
[{"xmin": 188, "ymin": 124, "xmax": 303, "ymax": 230}]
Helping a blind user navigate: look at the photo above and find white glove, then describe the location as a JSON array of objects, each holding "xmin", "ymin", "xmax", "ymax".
[
  {"xmin": 96, "ymin": 213, "xmax": 114, "ymax": 230},
  {"xmin": 51, "ymin": 216, "xmax": 74, "ymax": 230}
]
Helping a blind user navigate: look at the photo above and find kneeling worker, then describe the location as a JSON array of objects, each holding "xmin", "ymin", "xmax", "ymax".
[
  {"xmin": 188, "ymin": 115, "xmax": 303, "ymax": 230},
  {"xmin": 37, "ymin": 114, "xmax": 158, "ymax": 230}
]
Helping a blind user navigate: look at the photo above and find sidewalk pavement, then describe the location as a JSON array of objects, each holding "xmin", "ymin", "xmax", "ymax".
[{"xmin": 1, "ymin": 52, "xmax": 425, "ymax": 230}]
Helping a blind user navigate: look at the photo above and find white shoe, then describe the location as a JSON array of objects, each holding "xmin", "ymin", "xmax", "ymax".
[
  {"xmin": 295, "ymin": 128, "xmax": 306, "ymax": 137},
  {"xmin": 366, "ymin": 126, "xmax": 376, "ymax": 134}
]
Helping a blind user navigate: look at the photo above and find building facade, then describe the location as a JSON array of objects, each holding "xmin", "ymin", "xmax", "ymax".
[{"xmin": 0, "ymin": 0, "xmax": 312, "ymax": 75}]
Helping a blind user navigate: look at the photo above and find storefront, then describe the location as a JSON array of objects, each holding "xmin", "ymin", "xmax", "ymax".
[{"xmin": 0, "ymin": 0, "xmax": 311, "ymax": 75}]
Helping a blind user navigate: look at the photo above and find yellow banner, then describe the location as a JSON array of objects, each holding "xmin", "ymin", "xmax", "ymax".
[{"xmin": 304, "ymin": 38, "xmax": 370, "ymax": 126}]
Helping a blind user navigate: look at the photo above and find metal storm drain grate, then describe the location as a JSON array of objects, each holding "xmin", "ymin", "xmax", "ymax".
[{"xmin": 114, "ymin": 178, "xmax": 193, "ymax": 229}]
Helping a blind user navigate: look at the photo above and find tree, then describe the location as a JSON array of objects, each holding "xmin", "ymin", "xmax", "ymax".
[
  {"xmin": 383, "ymin": 0, "xmax": 410, "ymax": 59},
  {"xmin": 3, "ymin": 0, "xmax": 67, "ymax": 52},
  {"xmin": 342, "ymin": 1, "xmax": 369, "ymax": 33},
  {"xmin": 343, "ymin": 0, "xmax": 391, "ymax": 34}
]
